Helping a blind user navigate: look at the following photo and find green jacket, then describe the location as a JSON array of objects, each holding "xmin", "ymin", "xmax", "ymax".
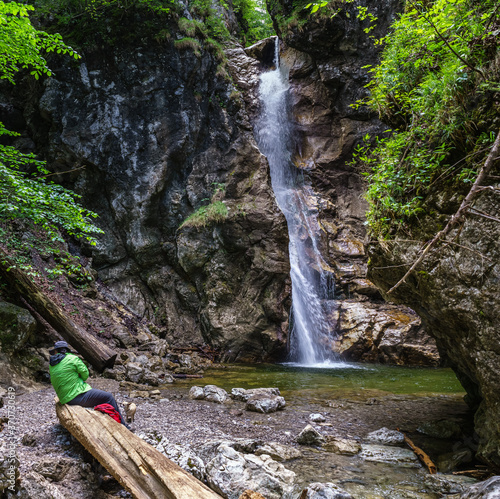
[{"xmin": 49, "ymin": 353, "xmax": 92, "ymax": 404}]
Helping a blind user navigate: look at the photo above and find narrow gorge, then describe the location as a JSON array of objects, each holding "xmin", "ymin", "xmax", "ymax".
[{"xmin": 0, "ymin": 0, "xmax": 499, "ymax": 496}]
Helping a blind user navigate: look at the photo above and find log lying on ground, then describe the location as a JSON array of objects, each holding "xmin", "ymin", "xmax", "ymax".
[
  {"xmin": 400, "ymin": 430, "xmax": 437, "ymax": 474},
  {"xmin": 56, "ymin": 401, "xmax": 222, "ymax": 499},
  {"xmin": 0, "ymin": 247, "xmax": 116, "ymax": 371}
]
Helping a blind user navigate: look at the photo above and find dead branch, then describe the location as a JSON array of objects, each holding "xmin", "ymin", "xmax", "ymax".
[
  {"xmin": 387, "ymin": 130, "xmax": 500, "ymax": 295},
  {"xmin": 399, "ymin": 430, "xmax": 437, "ymax": 474},
  {"xmin": 467, "ymin": 207, "xmax": 500, "ymax": 224}
]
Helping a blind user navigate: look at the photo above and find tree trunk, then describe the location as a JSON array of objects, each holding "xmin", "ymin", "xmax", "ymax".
[
  {"xmin": 56, "ymin": 401, "xmax": 222, "ymax": 499},
  {"xmin": 0, "ymin": 248, "xmax": 116, "ymax": 371}
]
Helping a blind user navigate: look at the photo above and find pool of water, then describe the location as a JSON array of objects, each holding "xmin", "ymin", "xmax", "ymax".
[{"xmin": 174, "ymin": 362, "xmax": 465, "ymax": 400}]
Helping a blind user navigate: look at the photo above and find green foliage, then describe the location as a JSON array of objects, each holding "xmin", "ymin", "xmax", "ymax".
[
  {"xmin": 0, "ymin": 2, "xmax": 103, "ymax": 247},
  {"xmin": 174, "ymin": 37, "xmax": 202, "ymax": 56},
  {"xmin": 188, "ymin": 0, "xmax": 231, "ymax": 41},
  {"xmin": 352, "ymin": 0, "xmax": 500, "ymax": 238},
  {"xmin": 0, "ymin": 125, "xmax": 103, "ymax": 244},
  {"xmin": 0, "ymin": 1, "xmax": 79, "ymax": 83},
  {"xmin": 233, "ymin": 0, "xmax": 274, "ymax": 46},
  {"xmin": 32, "ymin": 0, "xmax": 178, "ymax": 48},
  {"xmin": 180, "ymin": 184, "xmax": 229, "ymax": 229}
]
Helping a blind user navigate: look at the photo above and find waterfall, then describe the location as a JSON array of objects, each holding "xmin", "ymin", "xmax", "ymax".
[{"xmin": 255, "ymin": 38, "xmax": 340, "ymax": 366}]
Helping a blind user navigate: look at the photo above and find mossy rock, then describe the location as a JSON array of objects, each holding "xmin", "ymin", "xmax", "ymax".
[{"xmin": 0, "ymin": 301, "xmax": 37, "ymax": 353}]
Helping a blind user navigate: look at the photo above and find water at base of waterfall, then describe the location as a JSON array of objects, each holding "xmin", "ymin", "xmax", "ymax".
[{"xmin": 255, "ymin": 38, "xmax": 341, "ymax": 367}]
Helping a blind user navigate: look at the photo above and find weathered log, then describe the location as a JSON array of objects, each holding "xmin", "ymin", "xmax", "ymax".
[
  {"xmin": 172, "ymin": 374, "xmax": 204, "ymax": 379},
  {"xmin": 0, "ymin": 247, "xmax": 116, "ymax": 371},
  {"xmin": 56, "ymin": 401, "xmax": 222, "ymax": 499}
]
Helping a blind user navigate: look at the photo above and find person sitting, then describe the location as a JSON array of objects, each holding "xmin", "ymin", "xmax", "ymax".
[{"xmin": 49, "ymin": 340, "xmax": 127, "ymax": 426}]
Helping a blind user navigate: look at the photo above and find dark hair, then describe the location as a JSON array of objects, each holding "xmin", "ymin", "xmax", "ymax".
[{"xmin": 57, "ymin": 348, "xmax": 69, "ymax": 354}]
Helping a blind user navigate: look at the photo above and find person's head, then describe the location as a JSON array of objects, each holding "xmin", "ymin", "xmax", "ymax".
[{"xmin": 49, "ymin": 340, "xmax": 73, "ymax": 355}]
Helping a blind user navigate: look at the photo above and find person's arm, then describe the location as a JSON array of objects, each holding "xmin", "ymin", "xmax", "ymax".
[{"xmin": 73, "ymin": 356, "xmax": 90, "ymax": 381}]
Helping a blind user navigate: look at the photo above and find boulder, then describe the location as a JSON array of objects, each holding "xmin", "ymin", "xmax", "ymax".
[
  {"xmin": 417, "ymin": 419, "xmax": 462, "ymax": 439},
  {"xmin": 205, "ymin": 444, "xmax": 296, "ymax": 499},
  {"xmin": 460, "ymin": 476, "xmax": 500, "ymax": 498},
  {"xmin": 125, "ymin": 362, "xmax": 144, "ymax": 384},
  {"xmin": 300, "ymin": 482, "xmax": 354, "ymax": 499},
  {"xmin": 141, "ymin": 432, "xmax": 206, "ymax": 481},
  {"xmin": 15, "ymin": 471, "xmax": 68, "ymax": 499},
  {"xmin": 296, "ymin": 425, "xmax": 325, "ymax": 446},
  {"xmin": 322, "ymin": 437, "xmax": 361, "ymax": 455},
  {"xmin": 0, "ymin": 301, "xmax": 37, "ymax": 353},
  {"xmin": 231, "ymin": 387, "xmax": 281, "ymax": 402},
  {"xmin": 203, "ymin": 385, "xmax": 228, "ymax": 404},
  {"xmin": 424, "ymin": 474, "xmax": 477, "ymax": 495},
  {"xmin": 365, "ymin": 427, "xmax": 405, "ymax": 446},
  {"xmin": 255, "ymin": 442, "xmax": 302, "ymax": 461},
  {"xmin": 189, "ymin": 386, "xmax": 206, "ymax": 400},
  {"xmin": 32, "ymin": 457, "xmax": 72, "ymax": 481},
  {"xmin": 360, "ymin": 444, "xmax": 421, "ymax": 468},
  {"xmin": 246, "ymin": 394, "xmax": 285, "ymax": 413}
]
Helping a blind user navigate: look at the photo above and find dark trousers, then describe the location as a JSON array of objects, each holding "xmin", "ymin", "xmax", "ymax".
[{"xmin": 67, "ymin": 388, "xmax": 126, "ymax": 425}]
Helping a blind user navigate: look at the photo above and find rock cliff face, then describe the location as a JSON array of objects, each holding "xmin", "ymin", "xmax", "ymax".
[
  {"xmin": 368, "ymin": 187, "xmax": 500, "ymax": 465},
  {"xmin": 14, "ymin": 25, "xmax": 290, "ymax": 362},
  {"xmin": 262, "ymin": 0, "xmax": 439, "ymax": 364}
]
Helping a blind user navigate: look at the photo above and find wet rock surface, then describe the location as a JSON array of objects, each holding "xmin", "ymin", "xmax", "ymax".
[
  {"xmin": 368, "ymin": 186, "xmax": 500, "ymax": 465},
  {"xmin": 0, "ymin": 376, "xmax": 482, "ymax": 498},
  {"xmin": 11, "ymin": 31, "xmax": 291, "ymax": 363}
]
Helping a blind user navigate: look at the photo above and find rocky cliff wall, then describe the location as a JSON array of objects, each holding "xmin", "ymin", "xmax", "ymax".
[
  {"xmin": 261, "ymin": 0, "xmax": 439, "ymax": 364},
  {"xmin": 4, "ymin": 20, "xmax": 291, "ymax": 362}
]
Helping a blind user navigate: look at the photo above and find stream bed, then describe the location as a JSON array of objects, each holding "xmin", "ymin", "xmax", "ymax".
[{"xmin": 169, "ymin": 362, "xmax": 473, "ymax": 498}]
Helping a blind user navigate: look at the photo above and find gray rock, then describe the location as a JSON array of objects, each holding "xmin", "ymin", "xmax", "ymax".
[
  {"xmin": 189, "ymin": 386, "xmax": 205, "ymax": 400},
  {"xmin": 246, "ymin": 394, "xmax": 286, "ymax": 413},
  {"xmin": 0, "ymin": 301, "xmax": 37, "ymax": 353},
  {"xmin": 460, "ymin": 476, "xmax": 500, "ymax": 498},
  {"xmin": 142, "ymin": 369, "xmax": 160, "ymax": 386},
  {"xmin": 231, "ymin": 387, "xmax": 281, "ymax": 402},
  {"xmin": 255, "ymin": 442, "xmax": 302, "ymax": 461},
  {"xmin": 15, "ymin": 471, "xmax": 68, "ymax": 498},
  {"xmin": 309, "ymin": 413, "xmax": 326, "ymax": 423},
  {"xmin": 32, "ymin": 458, "xmax": 72, "ymax": 482},
  {"xmin": 126, "ymin": 362, "xmax": 144, "ymax": 383},
  {"xmin": 296, "ymin": 425, "xmax": 326, "ymax": 446},
  {"xmin": 203, "ymin": 385, "xmax": 228, "ymax": 404},
  {"xmin": 360, "ymin": 444, "xmax": 421, "ymax": 468},
  {"xmin": 365, "ymin": 427, "xmax": 405, "ymax": 446},
  {"xmin": 437, "ymin": 448, "xmax": 473, "ymax": 473},
  {"xmin": 301, "ymin": 482, "xmax": 354, "ymax": 499},
  {"xmin": 141, "ymin": 432, "xmax": 205, "ymax": 481},
  {"xmin": 205, "ymin": 444, "xmax": 296, "ymax": 499},
  {"xmin": 322, "ymin": 437, "xmax": 361, "ymax": 455},
  {"xmin": 424, "ymin": 474, "xmax": 477, "ymax": 495}
]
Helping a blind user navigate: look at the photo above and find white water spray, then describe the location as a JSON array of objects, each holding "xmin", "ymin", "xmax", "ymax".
[{"xmin": 256, "ymin": 38, "xmax": 341, "ymax": 366}]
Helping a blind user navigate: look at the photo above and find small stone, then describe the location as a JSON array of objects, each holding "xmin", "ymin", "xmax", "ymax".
[
  {"xmin": 365, "ymin": 427, "xmax": 405, "ymax": 446},
  {"xmin": 296, "ymin": 425, "xmax": 325, "ymax": 446},
  {"xmin": 309, "ymin": 413, "xmax": 326, "ymax": 423},
  {"xmin": 21, "ymin": 433, "xmax": 37, "ymax": 447},
  {"xmin": 231, "ymin": 387, "xmax": 281, "ymax": 402},
  {"xmin": 322, "ymin": 437, "xmax": 361, "ymax": 456}
]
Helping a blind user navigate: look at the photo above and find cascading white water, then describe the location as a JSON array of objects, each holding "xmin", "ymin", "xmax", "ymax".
[{"xmin": 256, "ymin": 38, "xmax": 340, "ymax": 366}]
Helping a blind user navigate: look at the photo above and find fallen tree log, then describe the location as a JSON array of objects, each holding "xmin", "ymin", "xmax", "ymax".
[
  {"xmin": 0, "ymin": 247, "xmax": 116, "ymax": 371},
  {"xmin": 56, "ymin": 401, "xmax": 222, "ymax": 499}
]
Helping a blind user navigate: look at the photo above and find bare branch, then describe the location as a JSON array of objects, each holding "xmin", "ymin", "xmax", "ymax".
[
  {"xmin": 467, "ymin": 207, "xmax": 500, "ymax": 224},
  {"xmin": 387, "ymin": 129, "xmax": 500, "ymax": 295}
]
